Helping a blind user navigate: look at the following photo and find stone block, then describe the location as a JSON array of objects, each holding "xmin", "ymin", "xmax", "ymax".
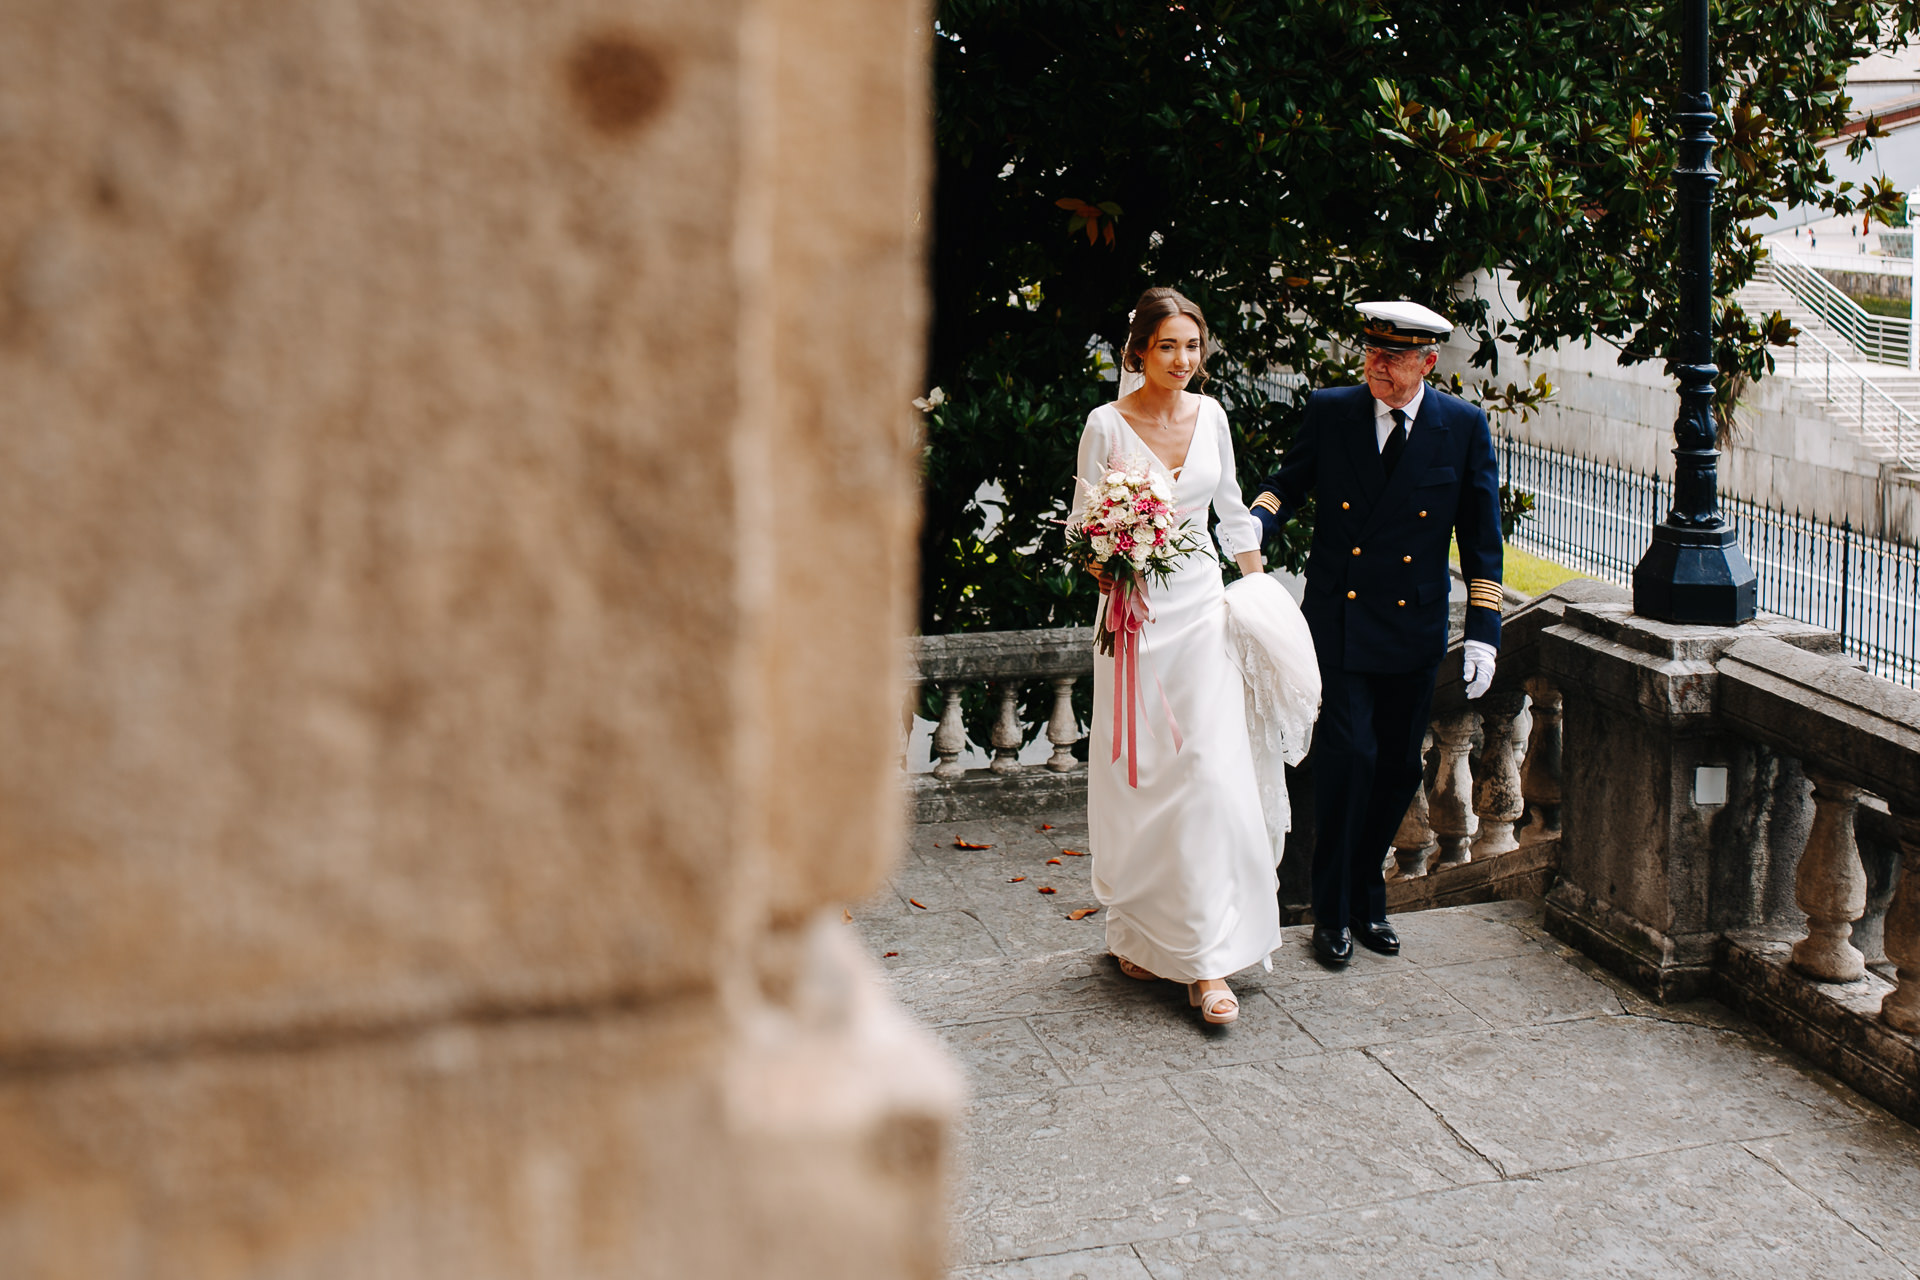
[
  {"xmin": 0, "ymin": 928, "xmax": 960, "ymax": 1279},
  {"xmin": 0, "ymin": 0, "xmax": 954, "ymax": 1272}
]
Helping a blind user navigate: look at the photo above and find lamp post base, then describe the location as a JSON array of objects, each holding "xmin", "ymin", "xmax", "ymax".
[{"xmin": 1632, "ymin": 522, "xmax": 1757, "ymax": 625}]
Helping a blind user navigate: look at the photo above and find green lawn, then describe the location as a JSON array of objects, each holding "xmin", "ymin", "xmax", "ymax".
[
  {"xmin": 1853, "ymin": 293, "xmax": 1913, "ymax": 320},
  {"xmin": 1452, "ymin": 538, "xmax": 1595, "ymax": 600}
]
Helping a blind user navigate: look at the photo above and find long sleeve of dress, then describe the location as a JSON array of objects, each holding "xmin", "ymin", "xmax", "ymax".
[
  {"xmin": 1074, "ymin": 408, "xmax": 1115, "ymax": 518},
  {"xmin": 1208, "ymin": 402, "xmax": 1263, "ymax": 558}
]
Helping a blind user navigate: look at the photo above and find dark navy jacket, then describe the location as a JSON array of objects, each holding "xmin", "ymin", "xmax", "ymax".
[{"xmin": 1250, "ymin": 383, "xmax": 1503, "ymax": 674}]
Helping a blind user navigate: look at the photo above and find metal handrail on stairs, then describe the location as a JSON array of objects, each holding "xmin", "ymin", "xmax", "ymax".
[
  {"xmin": 1757, "ymin": 244, "xmax": 1913, "ymax": 367},
  {"xmin": 1780, "ymin": 327, "xmax": 1920, "ymax": 473}
]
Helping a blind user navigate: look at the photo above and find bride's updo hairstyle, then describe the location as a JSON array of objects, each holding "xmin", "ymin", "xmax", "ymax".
[{"xmin": 1122, "ymin": 287, "xmax": 1211, "ymax": 388}]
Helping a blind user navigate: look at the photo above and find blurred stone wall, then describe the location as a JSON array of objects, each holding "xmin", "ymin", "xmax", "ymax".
[{"xmin": 0, "ymin": 0, "xmax": 952, "ymax": 1275}]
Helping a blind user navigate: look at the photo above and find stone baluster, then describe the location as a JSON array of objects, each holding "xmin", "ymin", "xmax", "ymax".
[
  {"xmin": 1471, "ymin": 691, "xmax": 1528, "ymax": 860},
  {"xmin": 1046, "ymin": 676, "xmax": 1080, "ymax": 773},
  {"xmin": 1790, "ymin": 769, "xmax": 1867, "ymax": 982},
  {"xmin": 1391, "ymin": 730, "xmax": 1437, "ymax": 879},
  {"xmin": 1881, "ymin": 808, "xmax": 1920, "ymax": 1033},
  {"xmin": 1520, "ymin": 678, "xmax": 1563, "ymax": 836},
  {"xmin": 1429, "ymin": 711, "xmax": 1479, "ymax": 867},
  {"xmin": 989, "ymin": 682, "xmax": 1024, "ymax": 775},
  {"xmin": 931, "ymin": 680, "xmax": 968, "ymax": 779}
]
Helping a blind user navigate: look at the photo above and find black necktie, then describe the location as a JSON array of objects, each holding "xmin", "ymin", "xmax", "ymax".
[{"xmin": 1382, "ymin": 408, "xmax": 1408, "ymax": 476}]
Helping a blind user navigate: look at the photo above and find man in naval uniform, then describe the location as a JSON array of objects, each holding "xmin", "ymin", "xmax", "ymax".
[{"xmin": 1248, "ymin": 301, "xmax": 1503, "ymax": 967}]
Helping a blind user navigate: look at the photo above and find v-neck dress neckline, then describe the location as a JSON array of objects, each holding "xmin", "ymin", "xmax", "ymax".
[{"xmin": 1109, "ymin": 400, "xmax": 1202, "ymax": 479}]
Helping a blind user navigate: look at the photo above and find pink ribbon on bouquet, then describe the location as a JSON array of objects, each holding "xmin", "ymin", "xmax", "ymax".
[{"xmin": 1105, "ymin": 577, "xmax": 1183, "ymax": 788}]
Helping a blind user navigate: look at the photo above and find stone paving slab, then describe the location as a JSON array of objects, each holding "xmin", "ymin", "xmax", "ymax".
[
  {"xmin": 1170, "ymin": 1054, "xmax": 1500, "ymax": 1213},
  {"xmin": 1131, "ymin": 1143, "xmax": 1914, "ymax": 1279},
  {"xmin": 1372, "ymin": 1016, "xmax": 1874, "ymax": 1176},
  {"xmin": 1416, "ymin": 948, "xmax": 1628, "ymax": 1027},
  {"xmin": 1744, "ymin": 1120, "xmax": 1920, "ymax": 1264},
  {"xmin": 1028, "ymin": 993, "xmax": 1322, "ymax": 1085},
  {"xmin": 854, "ymin": 807, "xmax": 1920, "ymax": 1279},
  {"xmin": 952, "ymin": 1245, "xmax": 1155, "ymax": 1280},
  {"xmin": 938, "ymin": 1018, "xmax": 1074, "ymax": 1098},
  {"xmin": 949, "ymin": 1077, "xmax": 1275, "ymax": 1265}
]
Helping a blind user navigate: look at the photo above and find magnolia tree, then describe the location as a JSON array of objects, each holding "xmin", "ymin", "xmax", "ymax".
[{"xmin": 920, "ymin": 0, "xmax": 1917, "ymax": 636}]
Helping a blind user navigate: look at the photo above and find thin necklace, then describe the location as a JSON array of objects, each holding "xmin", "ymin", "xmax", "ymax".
[{"xmin": 1130, "ymin": 396, "xmax": 1189, "ymax": 432}]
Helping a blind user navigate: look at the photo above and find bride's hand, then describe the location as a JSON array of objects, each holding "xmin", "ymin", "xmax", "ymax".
[{"xmin": 1085, "ymin": 563, "xmax": 1113, "ymax": 595}]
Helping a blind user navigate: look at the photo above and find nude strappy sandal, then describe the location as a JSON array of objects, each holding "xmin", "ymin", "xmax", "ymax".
[{"xmin": 1189, "ymin": 982, "xmax": 1239, "ymax": 1025}]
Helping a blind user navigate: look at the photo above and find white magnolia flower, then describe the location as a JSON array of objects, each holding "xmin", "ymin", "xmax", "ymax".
[
  {"xmin": 1104, "ymin": 470, "xmax": 1127, "ymax": 485},
  {"xmin": 1153, "ymin": 513, "xmax": 1169, "ymax": 528},
  {"xmin": 911, "ymin": 386, "xmax": 947, "ymax": 413},
  {"xmin": 1148, "ymin": 475, "xmax": 1172, "ymax": 501}
]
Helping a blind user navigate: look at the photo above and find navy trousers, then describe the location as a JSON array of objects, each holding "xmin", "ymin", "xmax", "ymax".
[{"xmin": 1309, "ymin": 662, "xmax": 1438, "ymax": 929}]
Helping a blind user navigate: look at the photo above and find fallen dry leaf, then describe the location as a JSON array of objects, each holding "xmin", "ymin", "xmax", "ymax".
[
  {"xmin": 1067, "ymin": 908, "xmax": 1100, "ymax": 920},
  {"xmin": 1008, "ymin": 876, "xmax": 1026, "ymax": 883},
  {"xmin": 1046, "ymin": 858, "xmax": 1062, "ymax": 865},
  {"xmin": 1037, "ymin": 886, "xmax": 1057, "ymax": 895},
  {"xmin": 1038, "ymin": 824, "xmax": 1054, "ymax": 830},
  {"xmin": 908, "ymin": 899, "xmax": 928, "ymax": 909},
  {"xmin": 953, "ymin": 839, "xmax": 994, "ymax": 850},
  {"xmin": 842, "ymin": 908, "xmax": 853, "ymax": 924},
  {"xmin": 882, "ymin": 951, "xmax": 899, "ymax": 958},
  {"xmin": 1059, "ymin": 849, "xmax": 1088, "ymax": 857}
]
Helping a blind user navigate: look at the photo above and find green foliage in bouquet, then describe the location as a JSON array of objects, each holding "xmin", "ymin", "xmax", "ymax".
[{"xmin": 920, "ymin": 0, "xmax": 1918, "ymax": 644}]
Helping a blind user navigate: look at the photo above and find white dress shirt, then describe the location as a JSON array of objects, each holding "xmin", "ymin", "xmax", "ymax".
[{"xmin": 1372, "ymin": 382, "xmax": 1426, "ymax": 452}]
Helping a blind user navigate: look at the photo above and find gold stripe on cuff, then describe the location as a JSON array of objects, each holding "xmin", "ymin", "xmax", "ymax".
[
  {"xmin": 1251, "ymin": 492, "xmax": 1281, "ymax": 514},
  {"xmin": 1467, "ymin": 579, "xmax": 1505, "ymax": 609}
]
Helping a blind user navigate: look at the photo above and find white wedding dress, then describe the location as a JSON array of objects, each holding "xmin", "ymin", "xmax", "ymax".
[{"xmin": 1078, "ymin": 396, "xmax": 1319, "ymax": 982}]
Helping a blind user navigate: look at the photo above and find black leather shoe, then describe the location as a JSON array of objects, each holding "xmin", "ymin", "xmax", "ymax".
[
  {"xmin": 1311, "ymin": 925, "xmax": 1352, "ymax": 967},
  {"xmin": 1351, "ymin": 918, "xmax": 1400, "ymax": 956}
]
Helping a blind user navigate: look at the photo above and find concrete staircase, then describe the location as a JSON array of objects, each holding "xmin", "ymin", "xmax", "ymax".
[{"xmin": 1740, "ymin": 249, "xmax": 1920, "ymax": 471}]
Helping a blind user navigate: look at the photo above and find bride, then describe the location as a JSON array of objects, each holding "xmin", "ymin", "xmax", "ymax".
[{"xmin": 1077, "ymin": 287, "xmax": 1318, "ymax": 1026}]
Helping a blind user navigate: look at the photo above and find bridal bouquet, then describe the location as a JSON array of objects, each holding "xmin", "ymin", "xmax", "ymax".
[{"xmin": 1064, "ymin": 450, "xmax": 1202, "ymax": 657}]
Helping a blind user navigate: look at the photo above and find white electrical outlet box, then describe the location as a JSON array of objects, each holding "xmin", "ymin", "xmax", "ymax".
[{"xmin": 1695, "ymin": 766, "xmax": 1729, "ymax": 806}]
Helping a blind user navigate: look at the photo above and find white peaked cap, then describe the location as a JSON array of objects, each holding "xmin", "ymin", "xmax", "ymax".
[{"xmin": 1355, "ymin": 300, "xmax": 1454, "ymax": 346}]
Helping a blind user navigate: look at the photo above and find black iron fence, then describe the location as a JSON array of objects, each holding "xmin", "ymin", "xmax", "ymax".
[{"xmin": 1500, "ymin": 436, "xmax": 1920, "ymax": 688}]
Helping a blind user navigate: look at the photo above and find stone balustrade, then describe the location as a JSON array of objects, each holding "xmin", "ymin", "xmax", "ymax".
[
  {"xmin": 1713, "ymin": 635, "xmax": 1920, "ymax": 1040},
  {"xmin": 905, "ymin": 626, "xmax": 1095, "ymax": 821}
]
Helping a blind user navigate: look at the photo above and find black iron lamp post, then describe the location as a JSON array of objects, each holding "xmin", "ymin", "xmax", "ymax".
[{"xmin": 1632, "ymin": 0, "xmax": 1758, "ymax": 624}]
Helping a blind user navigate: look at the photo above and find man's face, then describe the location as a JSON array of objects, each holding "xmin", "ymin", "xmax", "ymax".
[{"xmin": 1363, "ymin": 344, "xmax": 1437, "ymax": 408}]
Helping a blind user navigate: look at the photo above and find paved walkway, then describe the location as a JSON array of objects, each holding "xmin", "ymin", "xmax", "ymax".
[{"xmin": 852, "ymin": 805, "xmax": 1920, "ymax": 1279}]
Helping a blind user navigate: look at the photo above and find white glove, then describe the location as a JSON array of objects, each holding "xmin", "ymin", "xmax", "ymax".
[{"xmin": 1462, "ymin": 640, "xmax": 1497, "ymax": 700}]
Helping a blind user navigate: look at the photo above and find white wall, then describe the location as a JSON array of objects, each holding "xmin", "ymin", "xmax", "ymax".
[{"xmin": 1441, "ymin": 273, "xmax": 1920, "ymax": 542}]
